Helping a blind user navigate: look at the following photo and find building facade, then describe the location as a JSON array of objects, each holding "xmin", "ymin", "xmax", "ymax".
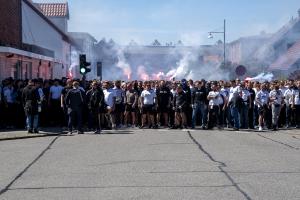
[{"xmin": 0, "ymin": 0, "xmax": 71, "ymax": 81}]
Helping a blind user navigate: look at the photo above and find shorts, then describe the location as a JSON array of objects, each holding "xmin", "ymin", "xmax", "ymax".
[
  {"xmin": 114, "ymin": 103, "xmax": 125, "ymax": 113},
  {"xmin": 157, "ymin": 104, "xmax": 169, "ymax": 113},
  {"xmin": 125, "ymin": 104, "xmax": 136, "ymax": 113},
  {"xmin": 258, "ymin": 105, "xmax": 268, "ymax": 115},
  {"xmin": 142, "ymin": 104, "xmax": 154, "ymax": 114}
]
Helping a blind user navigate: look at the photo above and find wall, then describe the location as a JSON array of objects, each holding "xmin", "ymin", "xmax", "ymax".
[
  {"xmin": 22, "ymin": 1, "xmax": 68, "ymax": 78},
  {"xmin": 49, "ymin": 17, "xmax": 67, "ymax": 33},
  {"xmin": 0, "ymin": 0, "xmax": 22, "ymax": 48}
]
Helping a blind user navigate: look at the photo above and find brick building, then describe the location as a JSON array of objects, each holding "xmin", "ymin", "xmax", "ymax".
[{"xmin": 0, "ymin": 0, "xmax": 71, "ymax": 80}]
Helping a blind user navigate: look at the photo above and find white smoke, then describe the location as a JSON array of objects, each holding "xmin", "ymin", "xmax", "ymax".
[
  {"xmin": 116, "ymin": 48, "xmax": 132, "ymax": 80},
  {"xmin": 69, "ymin": 49, "xmax": 79, "ymax": 78},
  {"xmin": 246, "ymin": 72, "xmax": 274, "ymax": 82}
]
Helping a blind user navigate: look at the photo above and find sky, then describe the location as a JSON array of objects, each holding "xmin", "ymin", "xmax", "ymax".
[{"xmin": 34, "ymin": 0, "xmax": 300, "ymax": 45}]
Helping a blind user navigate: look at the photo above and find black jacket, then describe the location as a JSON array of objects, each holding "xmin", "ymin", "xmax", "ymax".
[
  {"xmin": 86, "ymin": 88, "xmax": 105, "ymax": 111},
  {"xmin": 22, "ymin": 85, "xmax": 40, "ymax": 115},
  {"xmin": 65, "ymin": 88, "xmax": 86, "ymax": 110}
]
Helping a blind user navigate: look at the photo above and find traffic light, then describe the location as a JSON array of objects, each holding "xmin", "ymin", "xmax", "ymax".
[{"xmin": 79, "ymin": 54, "xmax": 91, "ymax": 75}]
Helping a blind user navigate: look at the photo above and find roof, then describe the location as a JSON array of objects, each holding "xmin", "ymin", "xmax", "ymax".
[
  {"xmin": 269, "ymin": 39, "xmax": 300, "ymax": 70},
  {"xmin": 36, "ymin": 3, "xmax": 69, "ymax": 18},
  {"xmin": 23, "ymin": 0, "xmax": 70, "ymax": 42},
  {"xmin": 68, "ymin": 32, "xmax": 97, "ymax": 43}
]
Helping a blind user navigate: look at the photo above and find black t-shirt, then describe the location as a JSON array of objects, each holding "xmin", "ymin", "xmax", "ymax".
[
  {"xmin": 247, "ymin": 88, "xmax": 255, "ymax": 106},
  {"xmin": 192, "ymin": 87, "xmax": 207, "ymax": 104},
  {"xmin": 156, "ymin": 86, "xmax": 171, "ymax": 105}
]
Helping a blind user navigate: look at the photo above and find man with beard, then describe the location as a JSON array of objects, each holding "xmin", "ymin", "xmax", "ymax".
[
  {"xmin": 22, "ymin": 80, "xmax": 40, "ymax": 133},
  {"xmin": 191, "ymin": 80, "xmax": 208, "ymax": 129},
  {"xmin": 156, "ymin": 80, "xmax": 171, "ymax": 128},
  {"xmin": 86, "ymin": 81, "xmax": 104, "ymax": 134}
]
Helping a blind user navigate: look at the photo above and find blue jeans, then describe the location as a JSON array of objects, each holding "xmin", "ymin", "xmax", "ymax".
[
  {"xmin": 26, "ymin": 114, "xmax": 39, "ymax": 130},
  {"xmin": 192, "ymin": 103, "xmax": 207, "ymax": 128},
  {"xmin": 230, "ymin": 105, "xmax": 240, "ymax": 129},
  {"xmin": 240, "ymin": 104, "xmax": 249, "ymax": 129}
]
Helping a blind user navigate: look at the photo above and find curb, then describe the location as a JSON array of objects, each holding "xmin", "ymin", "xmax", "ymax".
[{"xmin": 0, "ymin": 133, "xmax": 62, "ymax": 141}]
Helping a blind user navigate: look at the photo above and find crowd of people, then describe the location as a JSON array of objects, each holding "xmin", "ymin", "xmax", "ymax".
[{"xmin": 0, "ymin": 77, "xmax": 299, "ymax": 134}]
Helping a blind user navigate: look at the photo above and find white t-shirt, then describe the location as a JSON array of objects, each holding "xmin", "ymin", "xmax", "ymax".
[
  {"xmin": 256, "ymin": 90, "xmax": 269, "ymax": 107},
  {"xmin": 269, "ymin": 90, "xmax": 283, "ymax": 105},
  {"xmin": 284, "ymin": 89, "xmax": 293, "ymax": 105},
  {"xmin": 241, "ymin": 89, "xmax": 250, "ymax": 102},
  {"xmin": 208, "ymin": 91, "xmax": 220, "ymax": 106},
  {"xmin": 103, "ymin": 89, "xmax": 116, "ymax": 108},
  {"xmin": 292, "ymin": 88, "xmax": 300, "ymax": 105},
  {"xmin": 141, "ymin": 89, "xmax": 156, "ymax": 105},
  {"xmin": 229, "ymin": 86, "xmax": 241, "ymax": 102},
  {"xmin": 50, "ymin": 85, "xmax": 64, "ymax": 99}
]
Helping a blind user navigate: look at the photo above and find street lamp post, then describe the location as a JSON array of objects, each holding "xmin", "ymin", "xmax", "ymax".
[{"xmin": 208, "ymin": 19, "xmax": 226, "ymax": 67}]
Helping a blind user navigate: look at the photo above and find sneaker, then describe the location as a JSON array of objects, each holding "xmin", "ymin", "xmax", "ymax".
[
  {"xmin": 27, "ymin": 129, "xmax": 33, "ymax": 134},
  {"xmin": 77, "ymin": 131, "xmax": 84, "ymax": 134},
  {"xmin": 259, "ymin": 126, "xmax": 263, "ymax": 131},
  {"xmin": 94, "ymin": 130, "xmax": 101, "ymax": 134},
  {"xmin": 68, "ymin": 131, "xmax": 73, "ymax": 135},
  {"xmin": 33, "ymin": 129, "xmax": 39, "ymax": 134},
  {"xmin": 139, "ymin": 125, "xmax": 145, "ymax": 129}
]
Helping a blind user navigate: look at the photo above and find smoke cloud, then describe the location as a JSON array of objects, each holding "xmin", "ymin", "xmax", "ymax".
[{"xmin": 96, "ymin": 39, "xmax": 230, "ymax": 81}]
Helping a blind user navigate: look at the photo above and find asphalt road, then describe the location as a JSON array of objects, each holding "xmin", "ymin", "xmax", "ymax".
[{"xmin": 0, "ymin": 128, "xmax": 300, "ymax": 200}]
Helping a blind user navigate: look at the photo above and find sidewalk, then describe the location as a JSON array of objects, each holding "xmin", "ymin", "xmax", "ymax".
[{"xmin": 0, "ymin": 128, "xmax": 63, "ymax": 141}]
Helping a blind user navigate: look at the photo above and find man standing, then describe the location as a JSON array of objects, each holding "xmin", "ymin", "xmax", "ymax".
[
  {"xmin": 61, "ymin": 79, "xmax": 73, "ymax": 128},
  {"xmin": 269, "ymin": 83, "xmax": 283, "ymax": 131},
  {"xmin": 124, "ymin": 83, "xmax": 138, "ymax": 127},
  {"xmin": 22, "ymin": 80, "xmax": 40, "ymax": 133},
  {"xmin": 140, "ymin": 82, "xmax": 157, "ymax": 129},
  {"xmin": 256, "ymin": 83, "xmax": 270, "ymax": 131},
  {"xmin": 240, "ymin": 82, "xmax": 251, "ymax": 129},
  {"xmin": 49, "ymin": 80, "xmax": 64, "ymax": 126},
  {"xmin": 156, "ymin": 80, "xmax": 171, "ymax": 128},
  {"xmin": 291, "ymin": 81, "xmax": 300, "ymax": 128},
  {"xmin": 191, "ymin": 80, "xmax": 208, "ymax": 129},
  {"xmin": 173, "ymin": 85, "xmax": 188, "ymax": 129},
  {"xmin": 87, "ymin": 81, "xmax": 104, "ymax": 134},
  {"xmin": 65, "ymin": 81, "xmax": 86, "ymax": 134},
  {"xmin": 284, "ymin": 82, "xmax": 294, "ymax": 128},
  {"xmin": 207, "ymin": 83, "xmax": 221, "ymax": 129},
  {"xmin": 113, "ymin": 80, "xmax": 125, "ymax": 128},
  {"xmin": 102, "ymin": 81, "xmax": 116, "ymax": 130},
  {"xmin": 228, "ymin": 80, "xmax": 242, "ymax": 131},
  {"xmin": 246, "ymin": 81, "xmax": 256, "ymax": 129}
]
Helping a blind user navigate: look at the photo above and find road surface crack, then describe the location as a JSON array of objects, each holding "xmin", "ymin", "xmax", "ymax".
[
  {"xmin": 0, "ymin": 136, "xmax": 60, "ymax": 196},
  {"xmin": 187, "ymin": 131, "xmax": 252, "ymax": 200},
  {"xmin": 257, "ymin": 134, "xmax": 299, "ymax": 150}
]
